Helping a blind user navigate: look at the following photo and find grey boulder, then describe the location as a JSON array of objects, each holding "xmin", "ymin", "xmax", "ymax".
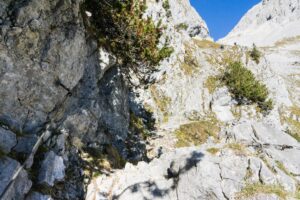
[{"xmin": 38, "ymin": 151, "xmax": 65, "ymax": 186}]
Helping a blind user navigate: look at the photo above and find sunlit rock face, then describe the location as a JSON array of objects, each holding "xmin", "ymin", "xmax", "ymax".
[
  {"xmin": 87, "ymin": 0, "xmax": 300, "ymax": 199},
  {"xmin": 219, "ymin": 0, "xmax": 300, "ymax": 46},
  {"xmin": 0, "ymin": 0, "xmax": 300, "ymax": 199}
]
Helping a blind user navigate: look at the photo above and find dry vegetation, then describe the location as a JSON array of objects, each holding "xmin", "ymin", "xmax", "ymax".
[
  {"xmin": 150, "ymin": 85, "xmax": 171, "ymax": 123},
  {"xmin": 236, "ymin": 183, "xmax": 288, "ymax": 200},
  {"xmin": 175, "ymin": 116, "xmax": 220, "ymax": 147},
  {"xmin": 280, "ymin": 106, "xmax": 300, "ymax": 142},
  {"xmin": 193, "ymin": 39, "xmax": 221, "ymax": 49},
  {"xmin": 204, "ymin": 75, "xmax": 219, "ymax": 94}
]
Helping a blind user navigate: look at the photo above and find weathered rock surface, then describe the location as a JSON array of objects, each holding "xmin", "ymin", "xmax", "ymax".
[
  {"xmin": 26, "ymin": 192, "xmax": 53, "ymax": 200},
  {"xmin": 0, "ymin": 157, "xmax": 32, "ymax": 200},
  {"xmin": 0, "ymin": 0, "xmax": 131, "ymax": 198},
  {"xmin": 1, "ymin": 0, "xmax": 300, "ymax": 199},
  {"xmin": 87, "ymin": 122, "xmax": 300, "ymax": 199},
  {"xmin": 38, "ymin": 151, "xmax": 65, "ymax": 186}
]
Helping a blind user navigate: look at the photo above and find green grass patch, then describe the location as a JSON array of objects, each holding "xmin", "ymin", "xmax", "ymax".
[
  {"xmin": 236, "ymin": 183, "xmax": 288, "ymax": 199},
  {"xmin": 175, "ymin": 117, "xmax": 220, "ymax": 147},
  {"xmin": 222, "ymin": 61, "xmax": 273, "ymax": 113}
]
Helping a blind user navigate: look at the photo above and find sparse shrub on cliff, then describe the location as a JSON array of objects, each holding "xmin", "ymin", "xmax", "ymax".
[
  {"xmin": 249, "ymin": 44, "xmax": 261, "ymax": 64},
  {"xmin": 162, "ymin": 0, "xmax": 172, "ymax": 17},
  {"xmin": 223, "ymin": 61, "xmax": 273, "ymax": 112},
  {"xmin": 175, "ymin": 23, "xmax": 189, "ymax": 31},
  {"xmin": 82, "ymin": 0, "xmax": 173, "ymax": 85}
]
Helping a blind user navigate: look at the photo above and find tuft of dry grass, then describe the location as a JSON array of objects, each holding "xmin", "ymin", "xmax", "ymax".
[
  {"xmin": 275, "ymin": 160, "xmax": 291, "ymax": 176},
  {"xmin": 150, "ymin": 85, "xmax": 171, "ymax": 123},
  {"xmin": 236, "ymin": 183, "xmax": 288, "ymax": 200},
  {"xmin": 181, "ymin": 44, "xmax": 199, "ymax": 75},
  {"xmin": 193, "ymin": 39, "xmax": 221, "ymax": 49},
  {"xmin": 280, "ymin": 106, "xmax": 300, "ymax": 142},
  {"xmin": 274, "ymin": 35, "xmax": 300, "ymax": 47},
  {"xmin": 175, "ymin": 117, "xmax": 220, "ymax": 147},
  {"xmin": 206, "ymin": 147, "xmax": 220, "ymax": 155},
  {"xmin": 204, "ymin": 76, "xmax": 219, "ymax": 94},
  {"xmin": 226, "ymin": 143, "xmax": 247, "ymax": 155}
]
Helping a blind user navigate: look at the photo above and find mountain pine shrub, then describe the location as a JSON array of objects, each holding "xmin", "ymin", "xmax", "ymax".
[
  {"xmin": 82, "ymin": 0, "xmax": 173, "ymax": 84},
  {"xmin": 249, "ymin": 44, "xmax": 261, "ymax": 64},
  {"xmin": 223, "ymin": 61, "xmax": 273, "ymax": 112}
]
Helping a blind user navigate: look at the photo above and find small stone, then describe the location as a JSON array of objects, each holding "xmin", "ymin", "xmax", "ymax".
[{"xmin": 29, "ymin": 19, "xmax": 41, "ymax": 31}]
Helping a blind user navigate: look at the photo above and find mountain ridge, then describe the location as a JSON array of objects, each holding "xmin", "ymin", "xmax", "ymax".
[{"xmin": 219, "ymin": 0, "xmax": 300, "ymax": 46}]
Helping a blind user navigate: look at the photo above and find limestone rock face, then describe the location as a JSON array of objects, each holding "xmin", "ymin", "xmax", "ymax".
[
  {"xmin": 38, "ymin": 151, "xmax": 65, "ymax": 186},
  {"xmin": 0, "ymin": 0, "xmax": 300, "ymax": 199},
  {"xmin": 0, "ymin": 0, "xmax": 130, "ymax": 199},
  {"xmin": 219, "ymin": 0, "xmax": 300, "ymax": 46},
  {"xmin": 88, "ymin": 122, "xmax": 300, "ymax": 200},
  {"xmin": 0, "ymin": 0, "xmax": 86, "ymax": 133}
]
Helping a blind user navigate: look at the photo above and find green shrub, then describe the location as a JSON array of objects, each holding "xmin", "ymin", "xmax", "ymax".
[
  {"xmin": 162, "ymin": 0, "xmax": 170, "ymax": 10},
  {"xmin": 82, "ymin": 0, "xmax": 173, "ymax": 84},
  {"xmin": 223, "ymin": 61, "xmax": 273, "ymax": 112},
  {"xmin": 162, "ymin": 0, "xmax": 171, "ymax": 17},
  {"xmin": 249, "ymin": 44, "xmax": 261, "ymax": 64},
  {"xmin": 129, "ymin": 111, "xmax": 155, "ymax": 140},
  {"xmin": 175, "ymin": 23, "xmax": 188, "ymax": 31}
]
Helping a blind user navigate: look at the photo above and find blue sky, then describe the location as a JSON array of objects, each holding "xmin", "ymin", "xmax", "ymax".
[{"xmin": 190, "ymin": 0, "xmax": 261, "ymax": 40}]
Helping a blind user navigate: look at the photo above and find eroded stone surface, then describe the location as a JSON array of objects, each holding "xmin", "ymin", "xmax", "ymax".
[
  {"xmin": 0, "ymin": 157, "xmax": 32, "ymax": 200},
  {"xmin": 38, "ymin": 151, "xmax": 65, "ymax": 186}
]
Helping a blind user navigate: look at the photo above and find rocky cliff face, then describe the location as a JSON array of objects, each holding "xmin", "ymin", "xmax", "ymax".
[
  {"xmin": 0, "ymin": 0, "xmax": 131, "ymax": 199},
  {"xmin": 219, "ymin": 0, "xmax": 300, "ymax": 46},
  {"xmin": 0, "ymin": 0, "xmax": 300, "ymax": 200}
]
